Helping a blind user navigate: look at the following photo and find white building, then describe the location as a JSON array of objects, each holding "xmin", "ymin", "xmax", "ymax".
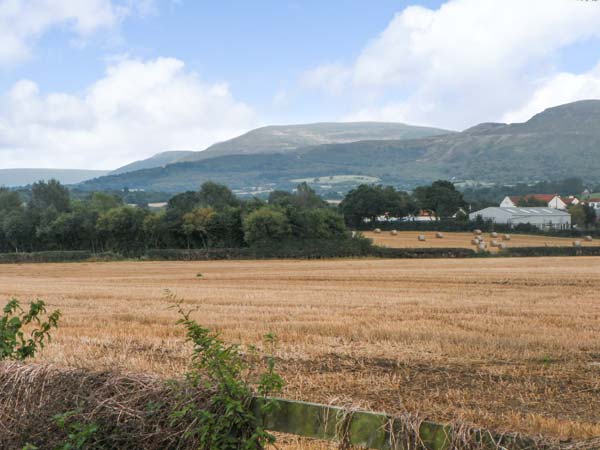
[{"xmin": 469, "ymin": 207, "xmax": 571, "ymax": 231}]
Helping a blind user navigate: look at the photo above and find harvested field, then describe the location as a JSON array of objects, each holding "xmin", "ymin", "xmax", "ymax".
[
  {"xmin": 1, "ymin": 258, "xmax": 599, "ymax": 446},
  {"xmin": 364, "ymin": 231, "xmax": 600, "ymax": 251}
]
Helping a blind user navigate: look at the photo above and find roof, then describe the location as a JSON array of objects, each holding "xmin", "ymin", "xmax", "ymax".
[
  {"xmin": 470, "ymin": 207, "xmax": 571, "ymax": 217},
  {"xmin": 586, "ymin": 197, "xmax": 600, "ymax": 202},
  {"xmin": 509, "ymin": 194, "xmax": 556, "ymax": 203}
]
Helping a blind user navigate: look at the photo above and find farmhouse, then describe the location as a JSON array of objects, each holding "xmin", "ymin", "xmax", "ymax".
[
  {"xmin": 500, "ymin": 194, "xmax": 579, "ymax": 210},
  {"xmin": 469, "ymin": 207, "xmax": 571, "ymax": 230}
]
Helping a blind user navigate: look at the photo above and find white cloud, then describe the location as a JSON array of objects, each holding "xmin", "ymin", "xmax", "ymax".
[
  {"xmin": 503, "ymin": 63, "xmax": 600, "ymax": 123},
  {"xmin": 0, "ymin": 57, "xmax": 257, "ymax": 169},
  {"xmin": 304, "ymin": 0, "xmax": 600, "ymax": 129},
  {"xmin": 300, "ymin": 63, "xmax": 351, "ymax": 95},
  {"xmin": 0, "ymin": 0, "xmax": 153, "ymax": 65}
]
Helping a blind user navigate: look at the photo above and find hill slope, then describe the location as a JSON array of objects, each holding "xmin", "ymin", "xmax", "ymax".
[
  {"xmin": 0, "ymin": 169, "xmax": 109, "ymax": 187},
  {"xmin": 178, "ymin": 122, "xmax": 453, "ymax": 161},
  {"xmin": 111, "ymin": 151, "xmax": 196, "ymax": 175},
  {"xmin": 79, "ymin": 100, "xmax": 600, "ymax": 193}
]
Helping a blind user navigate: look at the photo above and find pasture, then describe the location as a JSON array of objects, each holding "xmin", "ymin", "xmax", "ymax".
[
  {"xmin": 1, "ymin": 258, "xmax": 599, "ymax": 447},
  {"xmin": 364, "ymin": 230, "xmax": 600, "ymax": 251}
]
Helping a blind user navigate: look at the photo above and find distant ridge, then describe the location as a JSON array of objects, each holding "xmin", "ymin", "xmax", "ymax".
[
  {"xmin": 111, "ymin": 150, "xmax": 196, "ymax": 175},
  {"xmin": 78, "ymin": 100, "xmax": 600, "ymax": 193},
  {"xmin": 0, "ymin": 169, "xmax": 109, "ymax": 187},
  {"xmin": 177, "ymin": 121, "xmax": 454, "ymax": 162}
]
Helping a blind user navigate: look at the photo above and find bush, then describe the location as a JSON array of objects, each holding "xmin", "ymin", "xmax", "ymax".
[{"xmin": 1, "ymin": 299, "xmax": 60, "ymax": 361}]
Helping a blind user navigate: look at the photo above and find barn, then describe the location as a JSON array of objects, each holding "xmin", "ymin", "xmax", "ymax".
[{"xmin": 469, "ymin": 207, "xmax": 571, "ymax": 230}]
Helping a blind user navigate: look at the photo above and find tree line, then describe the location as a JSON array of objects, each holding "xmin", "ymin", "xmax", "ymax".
[
  {"xmin": 0, "ymin": 178, "xmax": 473, "ymax": 255},
  {"xmin": 0, "ymin": 180, "xmax": 350, "ymax": 255}
]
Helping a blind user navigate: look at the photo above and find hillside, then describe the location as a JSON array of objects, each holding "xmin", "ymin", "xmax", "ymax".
[
  {"xmin": 177, "ymin": 122, "xmax": 453, "ymax": 161},
  {"xmin": 0, "ymin": 169, "xmax": 109, "ymax": 187},
  {"xmin": 78, "ymin": 100, "xmax": 600, "ymax": 193},
  {"xmin": 111, "ymin": 151, "xmax": 196, "ymax": 175}
]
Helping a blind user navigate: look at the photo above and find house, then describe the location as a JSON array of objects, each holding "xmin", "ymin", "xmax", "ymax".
[
  {"xmin": 500, "ymin": 194, "xmax": 578, "ymax": 211},
  {"xmin": 585, "ymin": 198, "xmax": 600, "ymax": 211},
  {"xmin": 469, "ymin": 207, "xmax": 571, "ymax": 231}
]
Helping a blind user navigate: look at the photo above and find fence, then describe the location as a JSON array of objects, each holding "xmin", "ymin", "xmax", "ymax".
[{"xmin": 252, "ymin": 397, "xmax": 542, "ymax": 450}]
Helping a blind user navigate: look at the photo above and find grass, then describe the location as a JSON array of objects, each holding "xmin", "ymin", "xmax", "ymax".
[
  {"xmin": 0, "ymin": 258, "xmax": 599, "ymax": 448},
  {"xmin": 364, "ymin": 230, "xmax": 600, "ymax": 251}
]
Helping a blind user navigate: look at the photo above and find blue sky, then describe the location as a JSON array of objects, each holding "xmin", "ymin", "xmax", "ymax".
[{"xmin": 1, "ymin": 0, "xmax": 600, "ymax": 169}]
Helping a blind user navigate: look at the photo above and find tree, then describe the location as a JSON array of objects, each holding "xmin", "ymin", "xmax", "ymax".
[
  {"xmin": 207, "ymin": 207, "xmax": 245, "ymax": 248},
  {"xmin": 88, "ymin": 192, "xmax": 123, "ymax": 212},
  {"xmin": 414, "ymin": 180, "xmax": 466, "ymax": 219},
  {"xmin": 198, "ymin": 182, "xmax": 239, "ymax": 210},
  {"xmin": 569, "ymin": 204, "xmax": 596, "ymax": 228},
  {"xmin": 143, "ymin": 212, "xmax": 167, "ymax": 249},
  {"xmin": 2, "ymin": 210, "xmax": 33, "ymax": 252},
  {"xmin": 243, "ymin": 207, "xmax": 292, "ymax": 245},
  {"xmin": 182, "ymin": 207, "xmax": 216, "ymax": 249},
  {"xmin": 29, "ymin": 179, "xmax": 70, "ymax": 213},
  {"xmin": 96, "ymin": 206, "xmax": 149, "ymax": 255},
  {"xmin": 340, "ymin": 184, "xmax": 416, "ymax": 227},
  {"xmin": 0, "ymin": 188, "xmax": 22, "ymax": 213},
  {"xmin": 295, "ymin": 208, "xmax": 347, "ymax": 239},
  {"xmin": 516, "ymin": 196, "xmax": 547, "ymax": 207}
]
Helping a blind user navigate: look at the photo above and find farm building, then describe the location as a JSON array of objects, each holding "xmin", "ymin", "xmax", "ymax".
[
  {"xmin": 499, "ymin": 194, "xmax": 579, "ymax": 210},
  {"xmin": 469, "ymin": 207, "xmax": 571, "ymax": 230}
]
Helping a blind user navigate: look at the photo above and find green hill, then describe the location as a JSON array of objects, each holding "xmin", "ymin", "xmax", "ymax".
[
  {"xmin": 78, "ymin": 100, "xmax": 600, "ymax": 193},
  {"xmin": 111, "ymin": 150, "xmax": 196, "ymax": 175},
  {"xmin": 177, "ymin": 122, "xmax": 453, "ymax": 161}
]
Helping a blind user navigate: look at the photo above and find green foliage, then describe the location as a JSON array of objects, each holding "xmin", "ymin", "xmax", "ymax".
[
  {"xmin": 172, "ymin": 303, "xmax": 284, "ymax": 450},
  {"xmin": 96, "ymin": 206, "xmax": 149, "ymax": 255},
  {"xmin": 340, "ymin": 184, "xmax": 417, "ymax": 227},
  {"xmin": 414, "ymin": 180, "xmax": 466, "ymax": 218},
  {"xmin": 52, "ymin": 410, "xmax": 99, "ymax": 450},
  {"xmin": 568, "ymin": 204, "xmax": 596, "ymax": 228},
  {"xmin": 30, "ymin": 179, "xmax": 71, "ymax": 213},
  {"xmin": 0, "ymin": 299, "xmax": 60, "ymax": 361},
  {"xmin": 515, "ymin": 196, "xmax": 548, "ymax": 207},
  {"xmin": 242, "ymin": 207, "xmax": 292, "ymax": 245}
]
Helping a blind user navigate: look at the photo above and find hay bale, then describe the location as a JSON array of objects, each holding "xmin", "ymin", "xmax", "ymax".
[
  {"xmin": 498, "ymin": 243, "xmax": 507, "ymax": 250},
  {"xmin": 478, "ymin": 243, "xmax": 487, "ymax": 251},
  {"xmin": 373, "ymin": 228, "xmax": 382, "ymax": 234},
  {"xmin": 418, "ymin": 234, "xmax": 426, "ymax": 241},
  {"xmin": 585, "ymin": 235, "xmax": 593, "ymax": 242},
  {"xmin": 473, "ymin": 229, "xmax": 482, "ymax": 235},
  {"xmin": 435, "ymin": 232, "xmax": 444, "ymax": 239},
  {"xmin": 0, "ymin": 362, "xmax": 212, "ymax": 449},
  {"xmin": 471, "ymin": 239, "xmax": 480, "ymax": 245},
  {"xmin": 503, "ymin": 234, "xmax": 511, "ymax": 241},
  {"xmin": 573, "ymin": 240, "xmax": 582, "ymax": 247},
  {"xmin": 390, "ymin": 230, "xmax": 398, "ymax": 236},
  {"xmin": 490, "ymin": 232, "xmax": 498, "ymax": 238},
  {"xmin": 490, "ymin": 240, "xmax": 499, "ymax": 247}
]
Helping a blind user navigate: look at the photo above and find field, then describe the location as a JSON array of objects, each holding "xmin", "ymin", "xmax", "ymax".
[
  {"xmin": 364, "ymin": 230, "xmax": 600, "ymax": 251},
  {"xmin": 1, "ymin": 258, "xmax": 599, "ymax": 447}
]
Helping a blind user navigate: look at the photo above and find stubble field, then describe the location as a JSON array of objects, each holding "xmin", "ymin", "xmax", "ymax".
[
  {"xmin": 1, "ymin": 257, "xmax": 599, "ymax": 447},
  {"xmin": 363, "ymin": 230, "xmax": 600, "ymax": 251}
]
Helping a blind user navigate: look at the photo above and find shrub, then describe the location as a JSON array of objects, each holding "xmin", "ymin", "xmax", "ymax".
[{"xmin": 0, "ymin": 299, "xmax": 60, "ymax": 361}]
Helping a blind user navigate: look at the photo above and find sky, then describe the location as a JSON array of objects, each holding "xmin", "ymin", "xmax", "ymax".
[{"xmin": 1, "ymin": 0, "xmax": 600, "ymax": 170}]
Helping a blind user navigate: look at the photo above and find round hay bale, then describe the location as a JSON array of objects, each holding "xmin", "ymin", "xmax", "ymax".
[
  {"xmin": 435, "ymin": 232, "xmax": 444, "ymax": 239},
  {"xmin": 584, "ymin": 235, "xmax": 593, "ymax": 242},
  {"xmin": 499, "ymin": 243, "xmax": 507, "ymax": 250},
  {"xmin": 471, "ymin": 239, "xmax": 480, "ymax": 245},
  {"xmin": 503, "ymin": 234, "xmax": 511, "ymax": 241},
  {"xmin": 390, "ymin": 230, "xmax": 398, "ymax": 236},
  {"xmin": 573, "ymin": 240, "xmax": 582, "ymax": 247},
  {"xmin": 478, "ymin": 242, "xmax": 487, "ymax": 251},
  {"xmin": 373, "ymin": 228, "xmax": 382, "ymax": 234},
  {"xmin": 490, "ymin": 232, "xmax": 498, "ymax": 238},
  {"xmin": 473, "ymin": 229, "xmax": 482, "ymax": 235},
  {"xmin": 490, "ymin": 240, "xmax": 499, "ymax": 247},
  {"xmin": 418, "ymin": 234, "xmax": 426, "ymax": 242}
]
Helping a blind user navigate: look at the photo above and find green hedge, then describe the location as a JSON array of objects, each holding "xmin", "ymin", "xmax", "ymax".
[
  {"xmin": 504, "ymin": 246, "xmax": 600, "ymax": 257},
  {"xmin": 371, "ymin": 247, "xmax": 477, "ymax": 258},
  {"xmin": 0, "ymin": 251, "xmax": 121, "ymax": 264}
]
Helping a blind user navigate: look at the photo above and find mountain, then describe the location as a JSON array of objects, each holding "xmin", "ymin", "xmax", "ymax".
[
  {"xmin": 78, "ymin": 100, "xmax": 600, "ymax": 194},
  {"xmin": 177, "ymin": 122, "xmax": 453, "ymax": 161},
  {"xmin": 0, "ymin": 169, "xmax": 109, "ymax": 187},
  {"xmin": 111, "ymin": 150, "xmax": 196, "ymax": 175}
]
